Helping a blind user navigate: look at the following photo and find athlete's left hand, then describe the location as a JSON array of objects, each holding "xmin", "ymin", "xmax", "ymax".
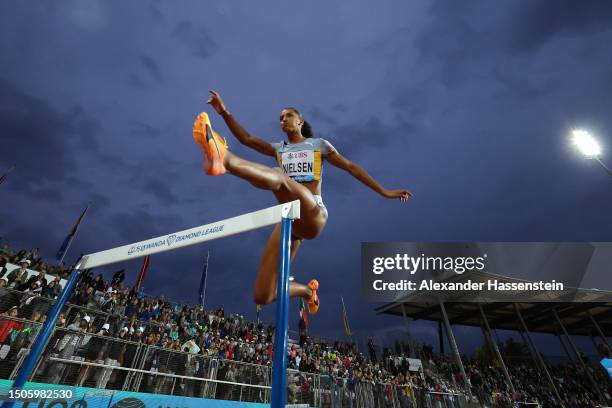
[{"xmin": 382, "ymin": 189, "xmax": 413, "ymax": 202}]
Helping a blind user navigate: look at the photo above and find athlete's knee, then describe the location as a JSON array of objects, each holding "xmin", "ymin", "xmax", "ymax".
[
  {"xmin": 293, "ymin": 231, "xmax": 314, "ymax": 240},
  {"xmin": 273, "ymin": 168, "xmax": 292, "ymax": 190},
  {"xmin": 293, "ymin": 222, "xmax": 322, "ymax": 240},
  {"xmin": 253, "ymin": 291, "xmax": 276, "ymax": 305}
]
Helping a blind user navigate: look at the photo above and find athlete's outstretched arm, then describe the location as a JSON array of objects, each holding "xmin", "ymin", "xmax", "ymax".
[
  {"xmin": 326, "ymin": 151, "xmax": 412, "ymax": 201},
  {"xmin": 207, "ymin": 90, "xmax": 276, "ymax": 157}
]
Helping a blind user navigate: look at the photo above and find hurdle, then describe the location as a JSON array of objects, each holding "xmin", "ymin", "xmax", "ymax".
[{"xmin": 2, "ymin": 200, "xmax": 300, "ymax": 408}]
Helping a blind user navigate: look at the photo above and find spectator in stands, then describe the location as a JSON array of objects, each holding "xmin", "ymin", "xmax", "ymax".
[
  {"xmin": 216, "ymin": 361, "xmax": 237, "ymax": 400},
  {"xmin": 47, "ymin": 263, "xmax": 62, "ymax": 277},
  {"xmin": 102, "ymin": 326, "xmax": 131, "ymax": 388},
  {"xmin": 101, "ymin": 291, "xmax": 117, "ymax": 313},
  {"xmin": 368, "ymin": 338, "xmax": 377, "ymax": 363},
  {"xmin": 19, "ymin": 282, "xmax": 44, "ymax": 322},
  {"xmin": 0, "ymin": 254, "xmax": 9, "ymax": 274},
  {"xmin": 13, "ymin": 310, "xmax": 42, "ymax": 351},
  {"xmin": 96, "ymin": 290, "xmax": 112, "ymax": 310},
  {"xmin": 26, "ymin": 248, "xmax": 40, "ymax": 265},
  {"xmin": 6, "ymin": 259, "xmax": 30, "ymax": 289},
  {"xmin": 111, "ymin": 269, "xmax": 125, "ymax": 285},
  {"xmin": 58, "ymin": 269, "xmax": 70, "ymax": 280},
  {"xmin": 125, "ymin": 297, "xmax": 140, "ymax": 320},
  {"xmin": 8, "ymin": 250, "xmax": 27, "ymax": 265},
  {"xmin": 0, "ymin": 306, "xmax": 24, "ymax": 363},
  {"xmin": 112, "ymin": 296, "xmax": 127, "ymax": 316},
  {"xmin": 96, "ymin": 324, "xmax": 121, "ymax": 389},
  {"xmin": 139, "ymin": 304, "xmax": 153, "ymax": 322},
  {"xmin": 0, "ymin": 278, "xmax": 10, "ymax": 308},
  {"xmin": 140, "ymin": 333, "xmax": 161, "ymax": 392},
  {"xmin": 0, "ymin": 243, "xmax": 10, "ymax": 257},
  {"xmin": 73, "ymin": 285, "xmax": 91, "ymax": 307},
  {"xmin": 79, "ymin": 269, "xmax": 94, "ymax": 287},
  {"xmin": 0, "ymin": 306, "xmax": 22, "ymax": 343},
  {"xmin": 41, "ymin": 277, "xmax": 62, "ymax": 299},
  {"xmin": 470, "ymin": 368, "xmax": 486, "ymax": 405},
  {"xmin": 287, "ymin": 372, "xmax": 301, "ymax": 403},
  {"xmin": 132, "ymin": 326, "xmax": 145, "ymax": 343},
  {"xmin": 31, "ymin": 259, "xmax": 48, "ymax": 274},
  {"xmin": 92, "ymin": 274, "xmax": 103, "ymax": 291},
  {"xmin": 77, "ymin": 322, "xmax": 110, "ymax": 386},
  {"xmin": 19, "ymin": 267, "xmax": 47, "ymax": 292},
  {"xmin": 0, "ymin": 308, "xmax": 18, "ymax": 357},
  {"xmin": 50, "ymin": 315, "xmax": 90, "ymax": 384}
]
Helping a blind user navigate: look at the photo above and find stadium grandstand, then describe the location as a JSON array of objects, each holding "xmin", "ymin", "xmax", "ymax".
[
  {"xmin": 377, "ymin": 270, "xmax": 612, "ymax": 407},
  {"xmin": 1, "ymin": 245, "xmax": 611, "ymax": 407}
]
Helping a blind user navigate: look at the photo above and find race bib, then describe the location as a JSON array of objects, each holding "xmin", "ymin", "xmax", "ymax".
[{"xmin": 281, "ymin": 150, "xmax": 314, "ymax": 182}]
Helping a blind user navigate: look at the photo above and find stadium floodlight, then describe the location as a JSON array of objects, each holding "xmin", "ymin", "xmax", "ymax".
[
  {"xmin": 571, "ymin": 129, "xmax": 612, "ymax": 177},
  {"xmin": 572, "ymin": 129, "xmax": 601, "ymax": 157}
]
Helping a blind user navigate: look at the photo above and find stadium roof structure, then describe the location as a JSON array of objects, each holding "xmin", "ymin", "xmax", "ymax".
[
  {"xmin": 375, "ymin": 270, "xmax": 612, "ymax": 336},
  {"xmin": 375, "ymin": 267, "xmax": 612, "ymax": 402}
]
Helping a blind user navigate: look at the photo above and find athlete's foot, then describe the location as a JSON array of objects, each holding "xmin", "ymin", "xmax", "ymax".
[
  {"xmin": 192, "ymin": 112, "xmax": 228, "ymax": 175},
  {"xmin": 307, "ymin": 279, "xmax": 319, "ymax": 315}
]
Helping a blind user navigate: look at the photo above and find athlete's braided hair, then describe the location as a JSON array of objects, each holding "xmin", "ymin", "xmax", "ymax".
[{"xmin": 285, "ymin": 107, "xmax": 313, "ymax": 138}]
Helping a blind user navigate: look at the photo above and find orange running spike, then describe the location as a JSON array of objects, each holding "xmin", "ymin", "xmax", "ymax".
[
  {"xmin": 192, "ymin": 112, "xmax": 228, "ymax": 176},
  {"xmin": 307, "ymin": 279, "xmax": 319, "ymax": 315}
]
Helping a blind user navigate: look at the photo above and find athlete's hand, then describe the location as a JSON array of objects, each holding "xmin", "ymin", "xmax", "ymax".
[
  {"xmin": 382, "ymin": 189, "xmax": 413, "ymax": 202},
  {"xmin": 207, "ymin": 90, "xmax": 228, "ymax": 115}
]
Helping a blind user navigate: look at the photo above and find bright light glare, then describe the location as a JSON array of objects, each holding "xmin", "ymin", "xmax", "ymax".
[{"xmin": 572, "ymin": 129, "xmax": 601, "ymax": 157}]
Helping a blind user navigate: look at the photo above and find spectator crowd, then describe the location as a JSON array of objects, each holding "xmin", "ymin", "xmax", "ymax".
[{"xmin": 1, "ymin": 244, "xmax": 611, "ymax": 407}]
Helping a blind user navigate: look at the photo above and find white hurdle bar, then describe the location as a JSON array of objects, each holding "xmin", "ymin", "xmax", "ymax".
[
  {"xmin": 77, "ymin": 200, "xmax": 300, "ymax": 269},
  {"xmin": 4, "ymin": 200, "xmax": 300, "ymax": 408}
]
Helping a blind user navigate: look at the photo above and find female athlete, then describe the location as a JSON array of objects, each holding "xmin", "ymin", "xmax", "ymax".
[{"xmin": 193, "ymin": 90, "xmax": 412, "ymax": 316}]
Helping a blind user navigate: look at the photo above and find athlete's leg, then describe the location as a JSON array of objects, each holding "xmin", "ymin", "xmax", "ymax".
[
  {"xmin": 224, "ymin": 152, "xmax": 326, "ymax": 239},
  {"xmin": 194, "ymin": 114, "xmax": 324, "ymax": 307},
  {"xmin": 227, "ymin": 153, "xmax": 325, "ymax": 305},
  {"xmin": 194, "ymin": 113, "xmax": 325, "ymax": 238},
  {"xmin": 253, "ymin": 224, "xmax": 314, "ymax": 305}
]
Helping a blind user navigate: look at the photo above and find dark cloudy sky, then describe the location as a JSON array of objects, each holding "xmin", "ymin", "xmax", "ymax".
[{"xmin": 1, "ymin": 1, "xmax": 611, "ymax": 355}]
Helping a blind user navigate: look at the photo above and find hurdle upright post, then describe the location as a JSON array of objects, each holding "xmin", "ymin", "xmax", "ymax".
[
  {"xmin": 271, "ymin": 205, "xmax": 294, "ymax": 408},
  {"xmin": 2, "ymin": 267, "xmax": 82, "ymax": 408}
]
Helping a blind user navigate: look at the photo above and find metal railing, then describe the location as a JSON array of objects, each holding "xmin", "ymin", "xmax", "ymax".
[
  {"xmin": 1, "ymin": 315, "xmax": 475, "ymax": 407},
  {"xmin": 3, "ymin": 287, "xmax": 610, "ymax": 408},
  {"xmin": 0, "ymin": 288, "xmax": 481, "ymax": 407}
]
